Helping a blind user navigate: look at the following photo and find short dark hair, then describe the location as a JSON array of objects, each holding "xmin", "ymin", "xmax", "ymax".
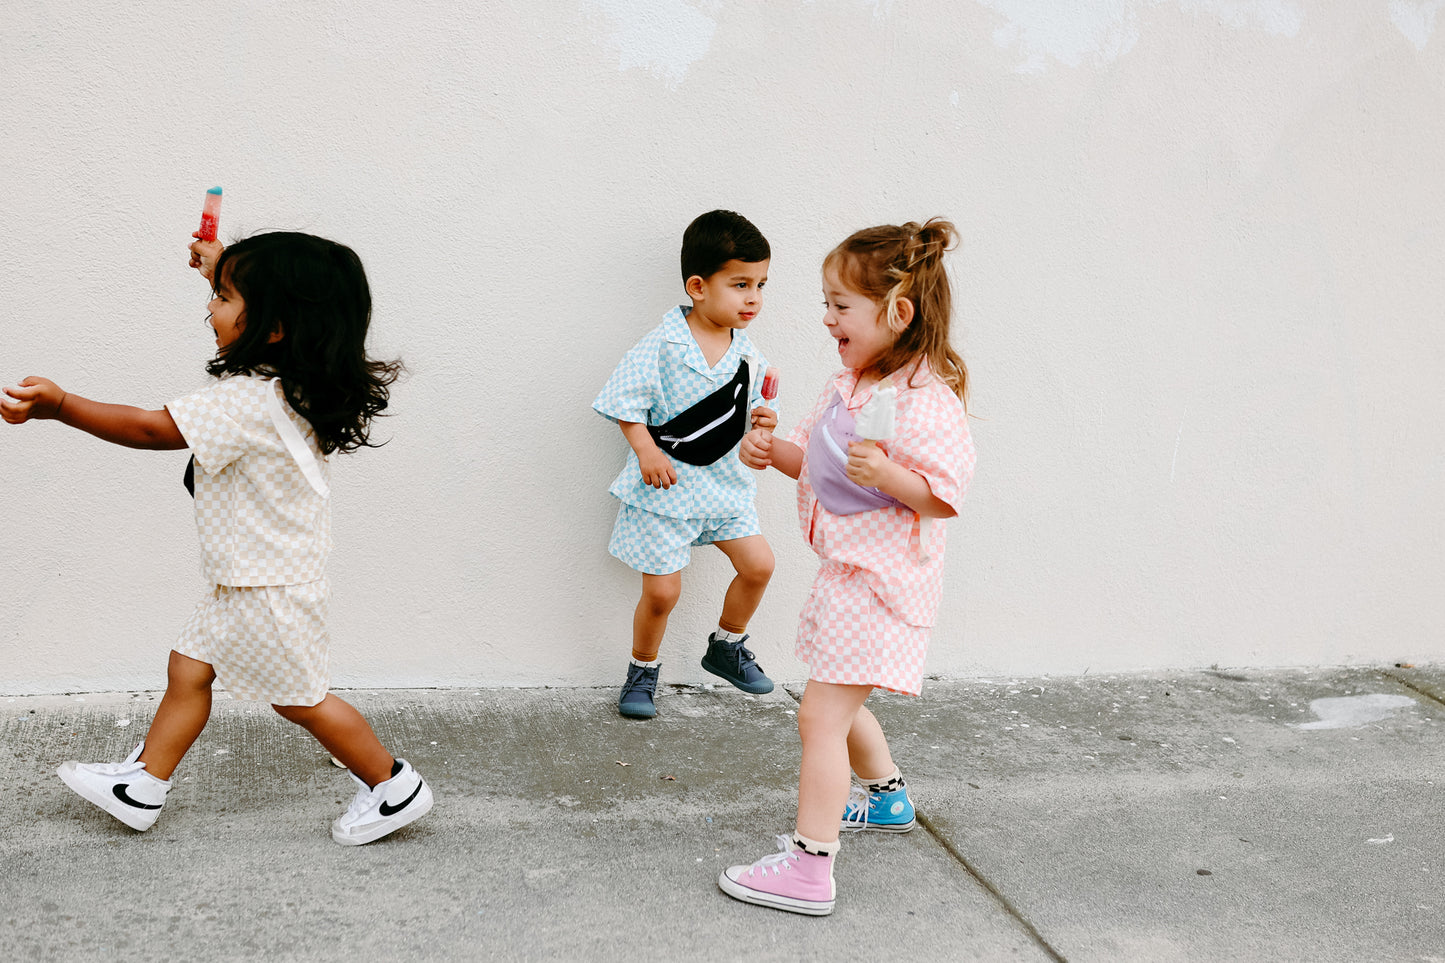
[{"xmin": 680, "ymin": 210, "xmax": 769, "ymax": 283}]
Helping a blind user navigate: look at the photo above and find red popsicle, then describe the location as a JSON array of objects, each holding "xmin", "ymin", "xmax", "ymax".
[
  {"xmin": 197, "ymin": 186, "xmax": 222, "ymax": 242},
  {"xmin": 761, "ymin": 366, "xmax": 780, "ymax": 401}
]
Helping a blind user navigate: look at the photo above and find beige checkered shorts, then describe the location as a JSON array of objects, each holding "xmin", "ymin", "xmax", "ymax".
[{"xmin": 175, "ymin": 581, "xmax": 330, "ymax": 706}]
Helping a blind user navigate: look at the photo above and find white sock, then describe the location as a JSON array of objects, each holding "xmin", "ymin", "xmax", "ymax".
[
  {"xmin": 630, "ymin": 657, "xmax": 661, "ymax": 669},
  {"xmin": 714, "ymin": 628, "xmax": 745, "ymax": 643}
]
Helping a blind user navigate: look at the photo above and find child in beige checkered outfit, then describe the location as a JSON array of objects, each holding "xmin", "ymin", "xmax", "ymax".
[{"xmin": 2, "ymin": 231, "xmax": 433, "ymax": 845}]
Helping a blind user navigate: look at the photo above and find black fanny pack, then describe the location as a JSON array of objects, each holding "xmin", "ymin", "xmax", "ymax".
[{"xmin": 647, "ymin": 363, "xmax": 751, "ymax": 466}]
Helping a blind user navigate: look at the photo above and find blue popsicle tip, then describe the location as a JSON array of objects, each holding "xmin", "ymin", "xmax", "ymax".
[{"xmin": 207, "ymin": 186, "xmax": 222, "ymax": 195}]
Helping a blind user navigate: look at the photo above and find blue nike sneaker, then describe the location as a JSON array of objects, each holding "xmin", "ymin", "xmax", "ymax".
[{"xmin": 840, "ymin": 784, "xmax": 916, "ymax": 833}]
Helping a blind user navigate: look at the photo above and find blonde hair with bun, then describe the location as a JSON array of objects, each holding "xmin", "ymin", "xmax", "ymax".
[{"xmin": 823, "ymin": 218, "xmax": 968, "ymax": 405}]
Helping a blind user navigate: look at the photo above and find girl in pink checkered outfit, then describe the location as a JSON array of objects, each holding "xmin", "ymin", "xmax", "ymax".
[
  {"xmin": 722, "ymin": 219, "xmax": 976, "ymax": 915},
  {"xmin": 3, "ymin": 231, "xmax": 432, "ymax": 846}
]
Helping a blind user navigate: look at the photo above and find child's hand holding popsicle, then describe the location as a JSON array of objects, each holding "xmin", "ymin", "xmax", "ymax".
[
  {"xmin": 846, "ymin": 382, "xmax": 897, "ymax": 488},
  {"xmin": 740, "ymin": 364, "xmax": 780, "ymax": 469},
  {"xmin": 189, "ymin": 237, "xmax": 223, "ymax": 280}
]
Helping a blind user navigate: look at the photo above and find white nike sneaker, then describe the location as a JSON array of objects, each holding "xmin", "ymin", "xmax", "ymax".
[
  {"xmin": 57, "ymin": 743, "xmax": 170, "ymax": 831},
  {"xmin": 331, "ymin": 758, "xmax": 432, "ymax": 846}
]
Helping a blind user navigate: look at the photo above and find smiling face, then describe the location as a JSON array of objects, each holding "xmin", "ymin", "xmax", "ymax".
[
  {"xmin": 686, "ymin": 258, "xmax": 768, "ymax": 334},
  {"xmin": 206, "ymin": 275, "xmax": 247, "ymax": 350},
  {"xmin": 822, "ymin": 266, "xmax": 896, "ymax": 373}
]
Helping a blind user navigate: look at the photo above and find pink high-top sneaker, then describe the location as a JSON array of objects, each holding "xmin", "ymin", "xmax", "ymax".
[{"xmin": 718, "ymin": 835, "xmax": 836, "ymax": 916}]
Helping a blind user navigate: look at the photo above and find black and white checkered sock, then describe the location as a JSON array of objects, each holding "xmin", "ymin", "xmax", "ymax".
[
  {"xmin": 790, "ymin": 831, "xmax": 838, "ymax": 857},
  {"xmin": 862, "ymin": 767, "xmax": 905, "ymax": 795}
]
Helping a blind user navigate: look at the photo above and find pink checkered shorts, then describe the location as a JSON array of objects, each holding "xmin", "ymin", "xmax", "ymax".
[{"xmin": 795, "ymin": 561, "xmax": 931, "ymax": 696}]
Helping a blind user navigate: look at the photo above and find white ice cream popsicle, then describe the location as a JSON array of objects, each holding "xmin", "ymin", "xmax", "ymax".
[{"xmin": 854, "ymin": 383, "xmax": 897, "ymax": 446}]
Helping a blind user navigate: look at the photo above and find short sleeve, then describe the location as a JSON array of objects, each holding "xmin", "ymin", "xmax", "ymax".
[
  {"xmin": 167, "ymin": 378, "xmax": 260, "ymax": 476},
  {"xmin": 593, "ymin": 339, "xmax": 660, "ymax": 425},
  {"xmin": 892, "ymin": 383, "xmax": 974, "ymax": 514}
]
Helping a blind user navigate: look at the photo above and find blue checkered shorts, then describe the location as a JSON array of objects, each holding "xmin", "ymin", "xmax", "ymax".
[{"xmin": 608, "ymin": 502, "xmax": 762, "ymax": 575}]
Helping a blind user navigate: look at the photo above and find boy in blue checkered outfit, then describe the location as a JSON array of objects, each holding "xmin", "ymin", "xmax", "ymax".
[{"xmin": 593, "ymin": 210, "xmax": 779, "ymax": 718}]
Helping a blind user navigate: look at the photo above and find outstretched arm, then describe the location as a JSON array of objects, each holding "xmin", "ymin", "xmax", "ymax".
[
  {"xmin": 739, "ymin": 428, "xmax": 803, "ymax": 480},
  {"xmin": 2, "ymin": 378, "xmax": 187, "ymax": 450}
]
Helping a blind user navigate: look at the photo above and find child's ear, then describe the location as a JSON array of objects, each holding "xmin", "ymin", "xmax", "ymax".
[
  {"xmin": 267, "ymin": 324, "xmax": 285, "ymax": 344},
  {"xmin": 888, "ymin": 297, "xmax": 915, "ymax": 332},
  {"xmin": 685, "ymin": 275, "xmax": 707, "ymax": 300}
]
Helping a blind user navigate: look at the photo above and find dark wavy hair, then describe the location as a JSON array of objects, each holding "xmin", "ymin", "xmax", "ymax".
[{"xmin": 207, "ymin": 232, "xmax": 402, "ymax": 455}]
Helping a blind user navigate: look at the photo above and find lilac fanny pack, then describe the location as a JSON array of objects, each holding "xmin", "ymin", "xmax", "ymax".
[{"xmin": 807, "ymin": 391, "xmax": 905, "ymax": 515}]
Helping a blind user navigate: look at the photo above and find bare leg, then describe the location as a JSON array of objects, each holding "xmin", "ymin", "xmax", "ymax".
[
  {"xmin": 846, "ymin": 703, "xmax": 896, "ymax": 781},
  {"xmin": 137, "ymin": 651, "xmax": 217, "ymax": 780},
  {"xmin": 712, "ymin": 535, "xmax": 774, "ymax": 634},
  {"xmin": 272, "ymin": 695, "xmax": 394, "ymax": 787},
  {"xmin": 795, "ymin": 680, "xmax": 874, "ymax": 842},
  {"xmin": 631, "ymin": 571, "xmax": 682, "ymax": 662}
]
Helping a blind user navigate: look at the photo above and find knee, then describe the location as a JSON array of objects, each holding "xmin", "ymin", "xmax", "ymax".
[
  {"xmin": 641, "ymin": 578, "xmax": 682, "ymax": 615},
  {"xmin": 736, "ymin": 547, "xmax": 775, "ymax": 586},
  {"xmin": 166, "ymin": 651, "xmax": 216, "ymax": 691},
  {"xmin": 796, "ymin": 699, "xmax": 831, "ymax": 744},
  {"xmin": 271, "ymin": 703, "xmax": 311, "ymax": 725}
]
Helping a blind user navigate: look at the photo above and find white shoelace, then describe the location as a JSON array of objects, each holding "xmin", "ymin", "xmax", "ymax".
[
  {"xmin": 746, "ymin": 835, "xmax": 803, "ymax": 878},
  {"xmin": 342, "ymin": 776, "xmax": 382, "ymax": 819},
  {"xmin": 843, "ymin": 785, "xmax": 876, "ymax": 827}
]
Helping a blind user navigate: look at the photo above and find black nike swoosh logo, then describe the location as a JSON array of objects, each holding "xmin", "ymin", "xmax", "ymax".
[
  {"xmin": 112, "ymin": 785, "xmax": 163, "ymax": 810},
  {"xmin": 378, "ymin": 781, "xmax": 423, "ymax": 817}
]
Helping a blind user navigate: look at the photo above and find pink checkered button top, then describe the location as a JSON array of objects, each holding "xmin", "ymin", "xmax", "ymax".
[{"xmin": 787, "ymin": 363, "xmax": 974, "ymax": 628}]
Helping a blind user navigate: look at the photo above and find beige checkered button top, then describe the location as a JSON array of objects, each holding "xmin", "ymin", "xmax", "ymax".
[{"xmin": 167, "ymin": 375, "xmax": 331, "ymax": 586}]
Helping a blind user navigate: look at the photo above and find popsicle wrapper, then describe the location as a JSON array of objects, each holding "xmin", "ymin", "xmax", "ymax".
[{"xmin": 854, "ymin": 384, "xmax": 897, "ymax": 441}]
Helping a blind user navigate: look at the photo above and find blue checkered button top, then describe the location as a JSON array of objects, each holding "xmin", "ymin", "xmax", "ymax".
[{"xmin": 593, "ymin": 306, "xmax": 773, "ymax": 519}]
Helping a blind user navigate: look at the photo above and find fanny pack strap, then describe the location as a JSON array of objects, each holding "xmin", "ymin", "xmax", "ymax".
[{"xmin": 266, "ymin": 380, "xmax": 329, "ymax": 499}]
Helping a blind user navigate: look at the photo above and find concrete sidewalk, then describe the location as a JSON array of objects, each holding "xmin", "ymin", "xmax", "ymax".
[{"xmin": 2, "ymin": 666, "xmax": 1441, "ymax": 962}]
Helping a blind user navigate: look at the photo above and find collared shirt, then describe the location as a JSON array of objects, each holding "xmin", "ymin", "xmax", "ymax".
[
  {"xmin": 788, "ymin": 363, "xmax": 975, "ymax": 626},
  {"xmin": 167, "ymin": 375, "xmax": 331, "ymax": 586},
  {"xmin": 593, "ymin": 305, "xmax": 772, "ymax": 519}
]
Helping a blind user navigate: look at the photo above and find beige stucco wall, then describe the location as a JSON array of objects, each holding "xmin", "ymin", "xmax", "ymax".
[{"xmin": 2, "ymin": 1, "xmax": 1442, "ymax": 694}]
